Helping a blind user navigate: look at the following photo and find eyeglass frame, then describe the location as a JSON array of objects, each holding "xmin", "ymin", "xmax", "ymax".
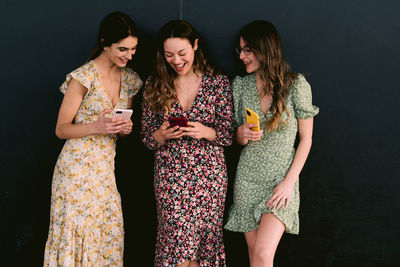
[{"xmin": 235, "ymin": 46, "xmax": 252, "ymax": 56}]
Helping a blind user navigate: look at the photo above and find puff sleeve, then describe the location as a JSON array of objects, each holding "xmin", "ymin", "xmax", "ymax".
[{"xmin": 291, "ymin": 74, "xmax": 319, "ymax": 119}]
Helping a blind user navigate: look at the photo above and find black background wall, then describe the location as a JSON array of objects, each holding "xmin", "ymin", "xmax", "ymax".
[{"xmin": 1, "ymin": 0, "xmax": 399, "ymax": 266}]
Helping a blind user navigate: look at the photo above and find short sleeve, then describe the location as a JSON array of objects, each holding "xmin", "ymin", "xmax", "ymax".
[
  {"xmin": 291, "ymin": 74, "xmax": 319, "ymax": 119},
  {"xmin": 59, "ymin": 63, "xmax": 94, "ymax": 94},
  {"xmin": 232, "ymin": 76, "xmax": 245, "ymax": 128},
  {"xmin": 126, "ymin": 68, "xmax": 143, "ymax": 98}
]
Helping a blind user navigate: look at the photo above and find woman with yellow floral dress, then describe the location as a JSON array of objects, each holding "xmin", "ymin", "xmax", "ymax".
[{"xmin": 44, "ymin": 11, "xmax": 142, "ymax": 266}]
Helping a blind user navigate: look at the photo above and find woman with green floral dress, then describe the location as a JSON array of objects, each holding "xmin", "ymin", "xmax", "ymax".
[{"xmin": 225, "ymin": 20, "xmax": 319, "ymax": 266}]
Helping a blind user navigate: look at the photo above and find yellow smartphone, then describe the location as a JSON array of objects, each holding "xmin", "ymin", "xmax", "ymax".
[{"xmin": 245, "ymin": 108, "xmax": 260, "ymax": 131}]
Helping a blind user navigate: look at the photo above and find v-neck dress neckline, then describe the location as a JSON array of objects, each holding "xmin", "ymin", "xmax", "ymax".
[
  {"xmin": 175, "ymin": 74, "xmax": 205, "ymax": 114},
  {"xmin": 250, "ymin": 73, "xmax": 272, "ymax": 119},
  {"xmin": 91, "ymin": 60, "xmax": 124, "ymax": 109}
]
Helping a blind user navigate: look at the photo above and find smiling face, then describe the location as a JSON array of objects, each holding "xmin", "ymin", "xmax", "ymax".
[
  {"xmin": 103, "ymin": 35, "xmax": 138, "ymax": 67},
  {"xmin": 163, "ymin": 37, "xmax": 198, "ymax": 76},
  {"xmin": 239, "ymin": 37, "xmax": 260, "ymax": 74}
]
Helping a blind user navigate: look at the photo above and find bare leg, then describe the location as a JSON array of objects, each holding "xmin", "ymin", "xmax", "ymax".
[
  {"xmin": 177, "ymin": 261, "xmax": 190, "ymax": 267},
  {"xmin": 178, "ymin": 260, "xmax": 200, "ymax": 267},
  {"xmin": 251, "ymin": 213, "xmax": 285, "ymax": 267},
  {"xmin": 188, "ymin": 261, "xmax": 200, "ymax": 267},
  {"xmin": 244, "ymin": 229, "xmax": 258, "ymax": 265}
]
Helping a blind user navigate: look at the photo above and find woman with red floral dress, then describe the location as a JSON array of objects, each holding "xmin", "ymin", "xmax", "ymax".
[{"xmin": 141, "ymin": 20, "xmax": 233, "ymax": 267}]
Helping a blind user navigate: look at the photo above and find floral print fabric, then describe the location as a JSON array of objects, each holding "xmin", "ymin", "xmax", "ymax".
[
  {"xmin": 44, "ymin": 61, "xmax": 142, "ymax": 266},
  {"xmin": 141, "ymin": 73, "xmax": 234, "ymax": 266},
  {"xmin": 225, "ymin": 74, "xmax": 319, "ymax": 234}
]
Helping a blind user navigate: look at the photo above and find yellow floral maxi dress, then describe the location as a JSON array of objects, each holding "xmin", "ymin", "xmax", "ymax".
[{"xmin": 44, "ymin": 61, "xmax": 142, "ymax": 266}]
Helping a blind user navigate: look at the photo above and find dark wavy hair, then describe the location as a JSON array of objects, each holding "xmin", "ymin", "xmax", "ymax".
[
  {"xmin": 88, "ymin": 11, "xmax": 140, "ymax": 61},
  {"xmin": 145, "ymin": 20, "xmax": 214, "ymax": 113},
  {"xmin": 240, "ymin": 20, "xmax": 297, "ymax": 131}
]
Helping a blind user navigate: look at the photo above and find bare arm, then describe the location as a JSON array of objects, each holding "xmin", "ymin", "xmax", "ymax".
[
  {"xmin": 284, "ymin": 117, "xmax": 314, "ymax": 184},
  {"xmin": 267, "ymin": 117, "xmax": 314, "ymax": 209},
  {"xmin": 55, "ymin": 79, "xmax": 124, "ymax": 139}
]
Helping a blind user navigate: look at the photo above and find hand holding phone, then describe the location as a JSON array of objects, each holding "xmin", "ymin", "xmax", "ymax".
[
  {"xmin": 245, "ymin": 108, "xmax": 260, "ymax": 131},
  {"xmin": 112, "ymin": 108, "xmax": 133, "ymax": 121}
]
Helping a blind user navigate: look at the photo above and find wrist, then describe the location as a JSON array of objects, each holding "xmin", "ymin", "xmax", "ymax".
[
  {"xmin": 284, "ymin": 173, "xmax": 298, "ymax": 185},
  {"xmin": 205, "ymin": 127, "xmax": 216, "ymax": 141},
  {"xmin": 236, "ymin": 132, "xmax": 248, "ymax": 145},
  {"xmin": 89, "ymin": 122, "xmax": 98, "ymax": 135},
  {"xmin": 153, "ymin": 130, "xmax": 165, "ymax": 145}
]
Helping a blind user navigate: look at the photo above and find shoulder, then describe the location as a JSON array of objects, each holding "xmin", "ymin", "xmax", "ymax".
[
  {"xmin": 124, "ymin": 67, "xmax": 143, "ymax": 87},
  {"xmin": 232, "ymin": 74, "xmax": 254, "ymax": 92},
  {"xmin": 60, "ymin": 61, "xmax": 95, "ymax": 93},
  {"xmin": 291, "ymin": 73, "xmax": 309, "ymax": 88},
  {"xmin": 70, "ymin": 61, "xmax": 96, "ymax": 78},
  {"xmin": 124, "ymin": 67, "xmax": 140, "ymax": 79},
  {"xmin": 289, "ymin": 73, "xmax": 311, "ymax": 96},
  {"xmin": 203, "ymin": 72, "xmax": 230, "ymax": 85},
  {"xmin": 233, "ymin": 74, "xmax": 254, "ymax": 85}
]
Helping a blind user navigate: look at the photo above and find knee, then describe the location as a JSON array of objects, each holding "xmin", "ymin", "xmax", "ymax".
[
  {"xmin": 253, "ymin": 246, "xmax": 274, "ymax": 265},
  {"xmin": 247, "ymin": 242, "xmax": 255, "ymax": 254}
]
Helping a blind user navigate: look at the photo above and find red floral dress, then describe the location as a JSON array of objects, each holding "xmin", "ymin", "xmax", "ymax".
[{"xmin": 141, "ymin": 73, "xmax": 234, "ymax": 266}]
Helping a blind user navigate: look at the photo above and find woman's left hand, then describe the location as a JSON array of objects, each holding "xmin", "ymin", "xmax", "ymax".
[
  {"xmin": 266, "ymin": 178, "xmax": 296, "ymax": 210},
  {"xmin": 180, "ymin": 121, "xmax": 216, "ymax": 141},
  {"xmin": 119, "ymin": 119, "xmax": 133, "ymax": 136}
]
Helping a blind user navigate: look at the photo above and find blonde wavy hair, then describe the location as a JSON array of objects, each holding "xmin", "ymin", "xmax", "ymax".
[
  {"xmin": 240, "ymin": 20, "xmax": 297, "ymax": 131},
  {"xmin": 145, "ymin": 20, "xmax": 214, "ymax": 113}
]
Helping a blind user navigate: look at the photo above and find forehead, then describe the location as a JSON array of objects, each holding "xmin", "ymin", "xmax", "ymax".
[
  {"xmin": 239, "ymin": 37, "xmax": 248, "ymax": 47},
  {"xmin": 163, "ymin": 38, "xmax": 191, "ymax": 52},
  {"xmin": 114, "ymin": 36, "xmax": 138, "ymax": 47}
]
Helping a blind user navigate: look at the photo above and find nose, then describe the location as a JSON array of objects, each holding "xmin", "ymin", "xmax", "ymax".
[
  {"xmin": 172, "ymin": 55, "xmax": 181, "ymax": 64},
  {"xmin": 126, "ymin": 51, "xmax": 132, "ymax": 60},
  {"xmin": 239, "ymin": 50, "xmax": 245, "ymax": 60}
]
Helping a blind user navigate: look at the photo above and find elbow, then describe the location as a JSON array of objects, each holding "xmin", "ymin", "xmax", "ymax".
[{"xmin": 55, "ymin": 127, "xmax": 66, "ymax": 140}]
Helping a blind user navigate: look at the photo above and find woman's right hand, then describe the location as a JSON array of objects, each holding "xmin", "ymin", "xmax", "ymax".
[
  {"xmin": 236, "ymin": 123, "xmax": 263, "ymax": 145},
  {"xmin": 93, "ymin": 110, "xmax": 126, "ymax": 135},
  {"xmin": 153, "ymin": 121, "xmax": 183, "ymax": 145}
]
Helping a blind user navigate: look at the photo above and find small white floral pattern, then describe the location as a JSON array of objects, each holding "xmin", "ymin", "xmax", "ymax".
[
  {"xmin": 225, "ymin": 74, "xmax": 319, "ymax": 234},
  {"xmin": 44, "ymin": 61, "xmax": 142, "ymax": 266}
]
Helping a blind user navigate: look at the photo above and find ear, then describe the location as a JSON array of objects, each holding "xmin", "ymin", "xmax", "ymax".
[
  {"xmin": 100, "ymin": 38, "xmax": 108, "ymax": 51},
  {"xmin": 193, "ymin": 39, "xmax": 198, "ymax": 51}
]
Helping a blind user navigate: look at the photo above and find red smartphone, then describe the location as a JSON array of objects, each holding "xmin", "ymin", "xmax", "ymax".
[{"xmin": 168, "ymin": 117, "xmax": 187, "ymax": 127}]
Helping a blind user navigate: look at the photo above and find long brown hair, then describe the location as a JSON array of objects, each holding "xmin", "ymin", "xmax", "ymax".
[
  {"xmin": 145, "ymin": 20, "xmax": 214, "ymax": 113},
  {"xmin": 240, "ymin": 20, "xmax": 297, "ymax": 131}
]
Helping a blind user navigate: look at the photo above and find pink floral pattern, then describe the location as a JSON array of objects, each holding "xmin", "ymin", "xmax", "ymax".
[{"xmin": 141, "ymin": 73, "xmax": 234, "ymax": 266}]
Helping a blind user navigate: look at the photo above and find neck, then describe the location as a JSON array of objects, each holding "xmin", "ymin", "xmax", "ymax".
[
  {"xmin": 175, "ymin": 69, "xmax": 200, "ymax": 83},
  {"xmin": 93, "ymin": 53, "xmax": 119, "ymax": 74}
]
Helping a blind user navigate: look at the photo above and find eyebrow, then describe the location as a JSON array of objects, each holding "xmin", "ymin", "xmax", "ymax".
[
  {"xmin": 118, "ymin": 45, "xmax": 138, "ymax": 49},
  {"xmin": 164, "ymin": 48, "xmax": 187, "ymax": 54}
]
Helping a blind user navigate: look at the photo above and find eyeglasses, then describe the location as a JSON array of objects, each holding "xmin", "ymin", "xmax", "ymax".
[{"xmin": 235, "ymin": 46, "xmax": 252, "ymax": 56}]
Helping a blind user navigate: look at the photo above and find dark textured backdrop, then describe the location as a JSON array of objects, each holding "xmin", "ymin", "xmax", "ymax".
[{"xmin": 1, "ymin": 0, "xmax": 399, "ymax": 266}]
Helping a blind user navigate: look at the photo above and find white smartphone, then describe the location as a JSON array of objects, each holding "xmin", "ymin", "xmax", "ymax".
[{"xmin": 112, "ymin": 108, "xmax": 133, "ymax": 121}]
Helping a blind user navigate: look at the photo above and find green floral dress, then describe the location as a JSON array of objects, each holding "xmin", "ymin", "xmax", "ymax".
[
  {"xmin": 224, "ymin": 74, "xmax": 319, "ymax": 234},
  {"xmin": 44, "ymin": 60, "xmax": 142, "ymax": 266}
]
